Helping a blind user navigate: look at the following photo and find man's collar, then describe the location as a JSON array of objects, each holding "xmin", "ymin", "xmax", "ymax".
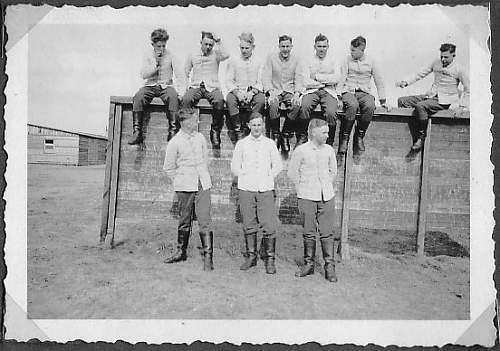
[
  {"xmin": 180, "ymin": 129, "xmax": 196, "ymax": 138},
  {"xmin": 241, "ymin": 54, "xmax": 253, "ymax": 61},
  {"xmin": 352, "ymin": 54, "xmax": 366, "ymax": 62},
  {"xmin": 249, "ymin": 134, "xmax": 263, "ymax": 141},
  {"xmin": 279, "ymin": 53, "xmax": 291, "ymax": 62}
]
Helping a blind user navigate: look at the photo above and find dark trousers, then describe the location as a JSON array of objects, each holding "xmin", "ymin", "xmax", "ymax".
[
  {"xmin": 238, "ymin": 190, "xmax": 276, "ymax": 239},
  {"xmin": 342, "ymin": 91, "xmax": 375, "ymax": 126},
  {"xmin": 133, "ymin": 85, "xmax": 179, "ymax": 113},
  {"xmin": 301, "ymin": 89, "xmax": 338, "ymax": 125},
  {"xmin": 226, "ymin": 91, "xmax": 266, "ymax": 117},
  {"xmin": 176, "ymin": 188, "xmax": 211, "ymax": 233},
  {"xmin": 397, "ymin": 95, "xmax": 450, "ymax": 121},
  {"xmin": 181, "ymin": 87, "xmax": 225, "ymax": 130},
  {"xmin": 298, "ymin": 197, "xmax": 337, "ymax": 240},
  {"xmin": 268, "ymin": 92, "xmax": 301, "ymax": 121}
]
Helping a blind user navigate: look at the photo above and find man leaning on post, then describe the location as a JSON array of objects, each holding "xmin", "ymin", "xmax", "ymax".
[
  {"xmin": 130, "ymin": 28, "xmax": 185, "ymax": 145},
  {"xmin": 162, "ymin": 108, "xmax": 214, "ymax": 271},
  {"xmin": 230, "ymin": 112, "xmax": 283, "ymax": 274},
  {"xmin": 182, "ymin": 31, "xmax": 230, "ymax": 148},
  {"xmin": 396, "ymin": 43, "xmax": 470, "ymax": 154},
  {"xmin": 288, "ymin": 118, "xmax": 338, "ymax": 282}
]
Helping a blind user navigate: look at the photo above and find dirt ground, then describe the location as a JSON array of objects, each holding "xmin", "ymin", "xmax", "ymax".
[{"xmin": 27, "ymin": 164, "xmax": 469, "ymax": 319}]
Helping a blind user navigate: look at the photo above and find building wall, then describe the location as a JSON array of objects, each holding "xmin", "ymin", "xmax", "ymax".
[
  {"xmin": 78, "ymin": 136, "xmax": 107, "ymax": 166},
  {"xmin": 111, "ymin": 104, "xmax": 469, "ymax": 238}
]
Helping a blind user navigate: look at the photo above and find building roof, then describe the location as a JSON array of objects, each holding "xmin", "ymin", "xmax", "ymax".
[{"xmin": 28, "ymin": 123, "xmax": 107, "ymax": 140}]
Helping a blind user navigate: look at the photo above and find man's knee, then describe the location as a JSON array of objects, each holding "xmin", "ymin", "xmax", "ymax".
[{"xmin": 398, "ymin": 96, "xmax": 412, "ymax": 108}]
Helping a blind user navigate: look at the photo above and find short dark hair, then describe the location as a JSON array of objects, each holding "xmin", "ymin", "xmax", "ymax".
[
  {"xmin": 248, "ymin": 111, "xmax": 264, "ymax": 122},
  {"xmin": 201, "ymin": 31, "xmax": 215, "ymax": 41},
  {"xmin": 440, "ymin": 43, "xmax": 456, "ymax": 53},
  {"xmin": 178, "ymin": 108, "xmax": 197, "ymax": 123},
  {"xmin": 307, "ymin": 118, "xmax": 328, "ymax": 138},
  {"xmin": 279, "ymin": 35, "xmax": 293, "ymax": 44},
  {"xmin": 151, "ymin": 28, "xmax": 169, "ymax": 43},
  {"xmin": 315, "ymin": 33, "xmax": 329, "ymax": 44},
  {"xmin": 351, "ymin": 35, "xmax": 366, "ymax": 48}
]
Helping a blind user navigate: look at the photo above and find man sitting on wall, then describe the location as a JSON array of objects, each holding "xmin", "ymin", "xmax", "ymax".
[
  {"xmin": 130, "ymin": 28, "xmax": 185, "ymax": 145},
  {"xmin": 396, "ymin": 43, "xmax": 470, "ymax": 154}
]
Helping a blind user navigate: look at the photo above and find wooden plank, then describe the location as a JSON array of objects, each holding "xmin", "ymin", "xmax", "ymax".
[
  {"xmin": 100, "ymin": 102, "xmax": 116, "ymax": 242},
  {"xmin": 340, "ymin": 128, "xmax": 355, "ymax": 260},
  {"xmin": 417, "ymin": 119, "xmax": 432, "ymax": 256},
  {"xmin": 105, "ymin": 104, "xmax": 122, "ymax": 247}
]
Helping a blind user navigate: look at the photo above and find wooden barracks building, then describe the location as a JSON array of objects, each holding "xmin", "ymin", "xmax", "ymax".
[{"xmin": 28, "ymin": 123, "xmax": 107, "ymax": 166}]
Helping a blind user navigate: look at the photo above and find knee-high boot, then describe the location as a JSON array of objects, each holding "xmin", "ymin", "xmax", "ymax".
[
  {"xmin": 262, "ymin": 237, "xmax": 276, "ymax": 274},
  {"xmin": 337, "ymin": 119, "xmax": 355, "ymax": 154},
  {"xmin": 240, "ymin": 233, "xmax": 257, "ymax": 271},
  {"xmin": 295, "ymin": 239, "xmax": 315, "ymax": 277},
  {"xmin": 128, "ymin": 111, "xmax": 143, "ymax": 145},
  {"xmin": 164, "ymin": 229, "xmax": 190, "ymax": 263},
  {"xmin": 199, "ymin": 231, "xmax": 214, "ymax": 271},
  {"xmin": 320, "ymin": 238, "xmax": 337, "ymax": 282},
  {"xmin": 326, "ymin": 122, "xmax": 337, "ymax": 146},
  {"xmin": 410, "ymin": 119, "xmax": 428, "ymax": 152}
]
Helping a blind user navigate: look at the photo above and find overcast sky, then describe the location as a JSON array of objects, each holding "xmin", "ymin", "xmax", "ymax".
[{"xmin": 9, "ymin": 4, "xmax": 484, "ymax": 136}]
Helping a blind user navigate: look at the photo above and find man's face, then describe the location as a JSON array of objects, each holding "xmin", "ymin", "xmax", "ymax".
[
  {"xmin": 152, "ymin": 41, "xmax": 166, "ymax": 57},
  {"xmin": 181, "ymin": 115, "xmax": 199, "ymax": 133},
  {"xmin": 248, "ymin": 117, "xmax": 264, "ymax": 138},
  {"xmin": 440, "ymin": 50, "xmax": 455, "ymax": 67},
  {"xmin": 311, "ymin": 125, "xmax": 329, "ymax": 145},
  {"xmin": 240, "ymin": 40, "xmax": 254, "ymax": 59},
  {"xmin": 314, "ymin": 40, "xmax": 329, "ymax": 59},
  {"xmin": 201, "ymin": 37, "xmax": 215, "ymax": 55},
  {"xmin": 279, "ymin": 39, "xmax": 293, "ymax": 59},
  {"xmin": 350, "ymin": 45, "xmax": 365, "ymax": 60}
]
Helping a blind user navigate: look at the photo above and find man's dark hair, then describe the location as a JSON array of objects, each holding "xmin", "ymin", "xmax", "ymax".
[
  {"xmin": 440, "ymin": 43, "xmax": 456, "ymax": 53},
  {"xmin": 248, "ymin": 111, "xmax": 264, "ymax": 122},
  {"xmin": 178, "ymin": 108, "xmax": 197, "ymax": 122},
  {"xmin": 351, "ymin": 35, "xmax": 366, "ymax": 48},
  {"xmin": 201, "ymin": 31, "xmax": 215, "ymax": 41},
  {"xmin": 315, "ymin": 33, "xmax": 329, "ymax": 44},
  {"xmin": 151, "ymin": 28, "xmax": 169, "ymax": 43},
  {"xmin": 279, "ymin": 35, "xmax": 293, "ymax": 44},
  {"xmin": 307, "ymin": 118, "xmax": 328, "ymax": 138}
]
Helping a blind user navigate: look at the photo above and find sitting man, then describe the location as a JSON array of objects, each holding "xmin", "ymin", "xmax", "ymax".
[
  {"xmin": 301, "ymin": 33, "xmax": 342, "ymax": 146},
  {"xmin": 182, "ymin": 31, "xmax": 230, "ymax": 148},
  {"xmin": 130, "ymin": 28, "xmax": 185, "ymax": 145},
  {"xmin": 262, "ymin": 34, "xmax": 304, "ymax": 152},
  {"xmin": 162, "ymin": 108, "xmax": 214, "ymax": 271},
  {"xmin": 288, "ymin": 119, "xmax": 338, "ymax": 282},
  {"xmin": 225, "ymin": 32, "xmax": 266, "ymax": 144},
  {"xmin": 396, "ymin": 43, "xmax": 470, "ymax": 153}
]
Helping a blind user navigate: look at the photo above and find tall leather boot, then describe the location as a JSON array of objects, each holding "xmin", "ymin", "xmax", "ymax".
[
  {"xmin": 353, "ymin": 126, "xmax": 366, "ymax": 153},
  {"xmin": 262, "ymin": 237, "xmax": 276, "ymax": 274},
  {"xmin": 294, "ymin": 119, "xmax": 309, "ymax": 149},
  {"xmin": 240, "ymin": 233, "xmax": 257, "ymax": 271},
  {"xmin": 167, "ymin": 111, "xmax": 179, "ymax": 142},
  {"xmin": 337, "ymin": 119, "xmax": 355, "ymax": 155},
  {"xmin": 320, "ymin": 238, "xmax": 337, "ymax": 282},
  {"xmin": 199, "ymin": 231, "xmax": 214, "ymax": 271},
  {"xmin": 295, "ymin": 239, "xmax": 316, "ymax": 277},
  {"xmin": 128, "ymin": 111, "xmax": 143, "ymax": 145},
  {"xmin": 410, "ymin": 119, "xmax": 428, "ymax": 152},
  {"xmin": 228, "ymin": 114, "xmax": 242, "ymax": 145},
  {"xmin": 281, "ymin": 118, "xmax": 292, "ymax": 153},
  {"xmin": 270, "ymin": 118, "xmax": 282, "ymax": 149},
  {"xmin": 210, "ymin": 111, "xmax": 224, "ymax": 148},
  {"xmin": 326, "ymin": 122, "xmax": 337, "ymax": 146},
  {"xmin": 164, "ymin": 229, "xmax": 190, "ymax": 263}
]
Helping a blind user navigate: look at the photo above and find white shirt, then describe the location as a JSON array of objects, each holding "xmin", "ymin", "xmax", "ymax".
[{"xmin": 302, "ymin": 53, "xmax": 341, "ymax": 98}]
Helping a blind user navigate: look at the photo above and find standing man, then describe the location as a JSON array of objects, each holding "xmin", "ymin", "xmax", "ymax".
[
  {"xmin": 225, "ymin": 32, "xmax": 265, "ymax": 144},
  {"xmin": 182, "ymin": 31, "xmax": 230, "ymax": 148},
  {"xmin": 163, "ymin": 108, "xmax": 214, "ymax": 271},
  {"xmin": 130, "ymin": 28, "xmax": 185, "ymax": 145},
  {"xmin": 262, "ymin": 34, "xmax": 304, "ymax": 152},
  {"xmin": 301, "ymin": 33, "xmax": 342, "ymax": 146},
  {"xmin": 230, "ymin": 112, "xmax": 283, "ymax": 274},
  {"xmin": 337, "ymin": 35, "xmax": 390, "ymax": 155},
  {"xmin": 287, "ymin": 119, "xmax": 338, "ymax": 282},
  {"xmin": 396, "ymin": 43, "xmax": 470, "ymax": 153}
]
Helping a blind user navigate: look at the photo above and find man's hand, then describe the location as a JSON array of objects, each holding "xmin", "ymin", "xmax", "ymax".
[
  {"xmin": 337, "ymin": 96, "xmax": 344, "ymax": 110},
  {"xmin": 235, "ymin": 89, "xmax": 246, "ymax": 101},
  {"xmin": 243, "ymin": 90, "xmax": 254, "ymax": 104},
  {"xmin": 291, "ymin": 92, "xmax": 301, "ymax": 106},
  {"xmin": 395, "ymin": 80, "xmax": 408, "ymax": 88},
  {"xmin": 451, "ymin": 106, "xmax": 468, "ymax": 118},
  {"xmin": 267, "ymin": 90, "xmax": 279, "ymax": 104},
  {"xmin": 381, "ymin": 102, "xmax": 392, "ymax": 112}
]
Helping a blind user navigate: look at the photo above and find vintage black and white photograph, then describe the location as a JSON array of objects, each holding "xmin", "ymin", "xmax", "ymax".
[{"xmin": 3, "ymin": 2, "xmax": 495, "ymax": 346}]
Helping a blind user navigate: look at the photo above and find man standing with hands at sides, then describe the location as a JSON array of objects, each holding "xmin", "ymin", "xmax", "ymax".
[
  {"xmin": 301, "ymin": 34, "xmax": 342, "ymax": 146},
  {"xmin": 337, "ymin": 36, "xmax": 390, "ymax": 156},
  {"xmin": 288, "ymin": 119, "xmax": 338, "ymax": 282},
  {"xmin": 231, "ymin": 112, "xmax": 283, "ymax": 274},
  {"xmin": 225, "ymin": 32, "xmax": 265, "ymax": 144},
  {"xmin": 396, "ymin": 43, "xmax": 470, "ymax": 153},
  {"xmin": 262, "ymin": 35, "xmax": 304, "ymax": 152},
  {"xmin": 163, "ymin": 108, "xmax": 214, "ymax": 271},
  {"xmin": 182, "ymin": 31, "xmax": 230, "ymax": 148},
  {"xmin": 130, "ymin": 28, "xmax": 185, "ymax": 145}
]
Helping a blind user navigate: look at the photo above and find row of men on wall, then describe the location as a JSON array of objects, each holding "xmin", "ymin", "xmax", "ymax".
[{"xmin": 130, "ymin": 28, "xmax": 469, "ymax": 156}]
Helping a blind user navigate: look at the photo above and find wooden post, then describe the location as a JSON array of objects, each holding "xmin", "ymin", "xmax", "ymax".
[
  {"xmin": 417, "ymin": 118, "xmax": 432, "ymax": 256},
  {"xmin": 100, "ymin": 102, "xmax": 115, "ymax": 242},
  {"xmin": 104, "ymin": 104, "xmax": 123, "ymax": 248},
  {"xmin": 340, "ymin": 127, "xmax": 354, "ymax": 260}
]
